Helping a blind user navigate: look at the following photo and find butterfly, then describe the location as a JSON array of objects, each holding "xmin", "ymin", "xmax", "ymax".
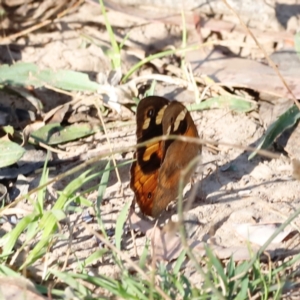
[{"xmin": 130, "ymin": 96, "xmax": 201, "ymax": 217}]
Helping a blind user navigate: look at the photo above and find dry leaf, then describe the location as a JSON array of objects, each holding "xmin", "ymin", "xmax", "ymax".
[
  {"xmin": 148, "ymin": 227, "xmax": 183, "ymax": 261},
  {"xmin": 187, "ymin": 50, "xmax": 300, "ymax": 98},
  {"xmin": 22, "ymin": 121, "xmax": 45, "ymax": 146},
  {"xmin": 44, "ymin": 103, "xmax": 70, "ymax": 124},
  {"xmin": 234, "ymin": 223, "xmax": 291, "ymax": 246}
]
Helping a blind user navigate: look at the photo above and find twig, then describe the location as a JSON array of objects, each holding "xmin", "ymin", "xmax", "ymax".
[{"xmin": 0, "ymin": 134, "xmax": 284, "ymax": 214}]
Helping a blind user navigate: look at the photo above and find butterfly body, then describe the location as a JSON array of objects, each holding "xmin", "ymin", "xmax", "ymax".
[{"xmin": 130, "ymin": 96, "xmax": 200, "ymax": 217}]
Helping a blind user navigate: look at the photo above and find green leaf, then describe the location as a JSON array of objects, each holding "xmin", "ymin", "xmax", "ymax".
[
  {"xmin": 31, "ymin": 123, "xmax": 101, "ymax": 145},
  {"xmin": 0, "ymin": 62, "xmax": 101, "ymax": 91},
  {"xmin": 2, "ymin": 126, "xmax": 14, "ymax": 135},
  {"xmin": 0, "ymin": 140, "xmax": 25, "ymax": 168},
  {"xmin": 249, "ymin": 105, "xmax": 300, "ymax": 159},
  {"xmin": 190, "ymin": 96, "xmax": 256, "ymax": 113}
]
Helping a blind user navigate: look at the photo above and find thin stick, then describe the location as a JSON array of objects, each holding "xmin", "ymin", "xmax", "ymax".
[{"xmin": 1, "ymin": 134, "xmax": 284, "ymax": 214}]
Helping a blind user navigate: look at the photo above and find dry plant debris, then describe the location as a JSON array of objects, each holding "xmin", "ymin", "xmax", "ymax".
[{"xmin": 0, "ymin": 0, "xmax": 300, "ymax": 298}]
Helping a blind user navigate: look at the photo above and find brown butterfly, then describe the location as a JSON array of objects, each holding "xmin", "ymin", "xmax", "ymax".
[{"xmin": 130, "ymin": 96, "xmax": 201, "ymax": 218}]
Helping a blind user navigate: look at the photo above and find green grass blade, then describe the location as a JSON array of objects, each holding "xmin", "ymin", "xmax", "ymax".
[
  {"xmin": 96, "ymin": 160, "xmax": 111, "ymax": 236},
  {"xmin": 173, "ymin": 249, "xmax": 187, "ymax": 275},
  {"xmin": 122, "ymin": 275, "xmax": 149, "ymax": 299},
  {"xmin": 205, "ymin": 245, "xmax": 228, "ymax": 291},
  {"xmin": 0, "ymin": 264, "xmax": 21, "ymax": 276},
  {"xmin": 226, "ymin": 256, "xmax": 235, "ymax": 278},
  {"xmin": 115, "ymin": 201, "xmax": 131, "ymax": 250},
  {"xmin": 73, "ymin": 195, "xmax": 93, "ymax": 207},
  {"xmin": 23, "ymin": 169, "xmax": 99, "ymax": 267},
  {"xmin": 99, "ymin": 0, "xmax": 121, "ymax": 69},
  {"xmin": 83, "ymin": 249, "xmax": 108, "ymax": 267},
  {"xmin": 235, "ymin": 277, "xmax": 249, "ymax": 300},
  {"xmin": 51, "ymin": 209, "xmax": 67, "ymax": 221},
  {"xmin": 144, "ymin": 80, "xmax": 157, "ymax": 98},
  {"xmin": 1, "ymin": 213, "xmax": 36, "ymax": 257},
  {"xmin": 24, "ymin": 220, "xmax": 39, "ymax": 244},
  {"xmin": 139, "ymin": 241, "xmax": 150, "ymax": 269},
  {"xmin": 36, "ymin": 152, "xmax": 50, "ymax": 215},
  {"xmin": 62, "ymin": 272, "xmax": 132, "ymax": 298},
  {"xmin": 122, "ymin": 44, "xmax": 199, "ymax": 82},
  {"xmin": 50, "ymin": 269, "xmax": 91, "ymax": 297}
]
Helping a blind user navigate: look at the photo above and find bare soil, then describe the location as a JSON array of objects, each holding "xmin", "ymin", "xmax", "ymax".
[{"xmin": 1, "ymin": 0, "xmax": 300, "ymax": 292}]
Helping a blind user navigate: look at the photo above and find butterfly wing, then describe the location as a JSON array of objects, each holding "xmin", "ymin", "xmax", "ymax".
[
  {"xmin": 130, "ymin": 96, "xmax": 170, "ymax": 216},
  {"xmin": 151, "ymin": 101, "xmax": 200, "ymax": 217}
]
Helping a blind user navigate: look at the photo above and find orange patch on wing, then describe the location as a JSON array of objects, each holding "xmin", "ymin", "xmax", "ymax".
[
  {"xmin": 130, "ymin": 161, "xmax": 158, "ymax": 216},
  {"xmin": 185, "ymin": 124, "xmax": 198, "ymax": 138},
  {"xmin": 142, "ymin": 142, "xmax": 160, "ymax": 161}
]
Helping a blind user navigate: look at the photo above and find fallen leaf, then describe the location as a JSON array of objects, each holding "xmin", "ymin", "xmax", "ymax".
[
  {"xmin": 187, "ymin": 50, "xmax": 300, "ymax": 98},
  {"xmin": 234, "ymin": 223, "xmax": 291, "ymax": 246},
  {"xmin": 148, "ymin": 227, "xmax": 183, "ymax": 261},
  {"xmin": 44, "ymin": 103, "xmax": 70, "ymax": 124},
  {"xmin": 22, "ymin": 121, "xmax": 45, "ymax": 146}
]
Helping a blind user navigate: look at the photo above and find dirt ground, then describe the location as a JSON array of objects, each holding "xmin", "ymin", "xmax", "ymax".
[{"xmin": 1, "ymin": 0, "xmax": 300, "ymax": 291}]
